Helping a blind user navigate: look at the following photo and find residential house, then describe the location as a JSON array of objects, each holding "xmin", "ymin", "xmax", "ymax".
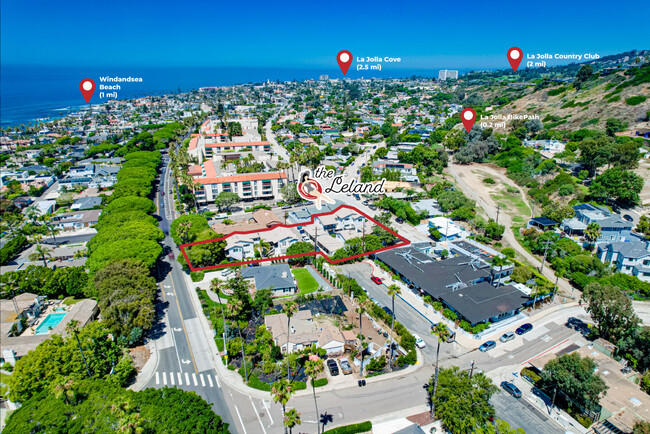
[
  {"xmin": 70, "ymin": 196, "xmax": 102, "ymax": 211},
  {"xmin": 428, "ymin": 216, "xmax": 470, "ymax": 241},
  {"xmin": 597, "ymin": 240, "xmax": 650, "ymax": 282},
  {"xmin": 264, "ymin": 310, "xmax": 345, "ymax": 355},
  {"xmin": 241, "ymin": 264, "xmax": 297, "ymax": 296},
  {"xmin": 51, "ymin": 209, "xmax": 101, "ymax": 231},
  {"xmin": 562, "ymin": 204, "xmax": 633, "ymax": 242}
]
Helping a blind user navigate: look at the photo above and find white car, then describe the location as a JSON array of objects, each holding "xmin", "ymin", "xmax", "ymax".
[{"xmin": 414, "ymin": 334, "xmax": 426, "ymax": 349}]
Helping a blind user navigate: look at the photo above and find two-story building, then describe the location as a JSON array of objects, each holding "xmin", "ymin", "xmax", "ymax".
[
  {"xmin": 562, "ymin": 203, "xmax": 633, "ymax": 242},
  {"xmin": 597, "ymin": 240, "xmax": 650, "ymax": 282}
]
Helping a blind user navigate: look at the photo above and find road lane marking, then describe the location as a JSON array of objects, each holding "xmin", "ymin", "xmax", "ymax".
[
  {"xmin": 207, "ymin": 375, "xmax": 213, "ymax": 388},
  {"xmin": 159, "ymin": 281, "xmax": 182, "ymax": 371},
  {"xmin": 249, "ymin": 396, "xmax": 267, "ymax": 434},
  {"xmin": 200, "ymin": 374, "xmax": 205, "ymax": 387},
  {"xmin": 522, "ymin": 338, "xmax": 570, "ymax": 365},
  {"xmin": 192, "ymin": 373, "xmax": 198, "ymax": 386},
  {"xmin": 262, "ymin": 400, "xmax": 274, "ymax": 425},
  {"xmin": 185, "ymin": 372, "xmax": 190, "ymax": 385},
  {"xmin": 155, "ymin": 372, "xmax": 160, "ymax": 385},
  {"xmin": 177, "ymin": 372, "xmax": 182, "ymax": 385},
  {"xmin": 169, "ymin": 271, "xmax": 199, "ymax": 374},
  {"xmin": 215, "ymin": 375, "xmax": 221, "ymax": 388},
  {"xmin": 163, "ymin": 372, "xmax": 167, "ymax": 385},
  {"xmin": 230, "ymin": 392, "xmax": 247, "ymax": 434},
  {"xmin": 170, "ymin": 372, "xmax": 175, "ymax": 386}
]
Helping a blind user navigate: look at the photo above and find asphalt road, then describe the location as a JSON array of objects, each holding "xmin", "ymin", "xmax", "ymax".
[
  {"xmin": 491, "ymin": 391, "xmax": 563, "ymax": 434},
  {"xmin": 42, "ymin": 231, "xmax": 96, "ymax": 245}
]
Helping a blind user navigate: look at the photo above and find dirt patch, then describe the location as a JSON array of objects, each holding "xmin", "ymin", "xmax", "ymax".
[
  {"xmin": 129, "ymin": 345, "xmax": 150, "ymax": 372},
  {"xmin": 407, "ymin": 410, "xmax": 434, "ymax": 426}
]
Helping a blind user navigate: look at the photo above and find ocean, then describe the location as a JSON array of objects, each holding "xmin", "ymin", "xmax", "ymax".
[{"xmin": 0, "ymin": 65, "xmax": 463, "ymax": 128}]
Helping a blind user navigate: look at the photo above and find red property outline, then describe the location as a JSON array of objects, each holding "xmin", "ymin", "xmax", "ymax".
[{"xmin": 179, "ymin": 204, "xmax": 410, "ymax": 272}]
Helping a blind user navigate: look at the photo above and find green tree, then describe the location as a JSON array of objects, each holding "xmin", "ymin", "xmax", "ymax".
[
  {"xmin": 284, "ymin": 301, "xmax": 297, "ymax": 380},
  {"xmin": 93, "ymin": 259, "xmax": 157, "ymax": 339},
  {"xmin": 429, "ymin": 366, "xmax": 498, "ymax": 433},
  {"xmin": 605, "ymin": 118, "xmax": 628, "ymax": 137},
  {"xmin": 589, "ymin": 168, "xmax": 644, "ymax": 205},
  {"xmin": 272, "ymin": 378, "xmax": 295, "ymax": 434},
  {"xmin": 540, "ymin": 352, "xmax": 608, "ymax": 411},
  {"xmin": 28, "ymin": 244, "xmax": 53, "ymax": 267},
  {"xmin": 573, "ymin": 64, "xmax": 594, "ymax": 89},
  {"xmin": 305, "ymin": 357, "xmax": 325, "ymax": 434},
  {"xmin": 485, "ymin": 220, "xmax": 505, "ymax": 240},
  {"xmin": 284, "ymin": 408, "xmax": 301, "ymax": 434},
  {"xmin": 214, "ymin": 191, "xmax": 240, "ymax": 212},
  {"xmin": 637, "ymin": 215, "xmax": 650, "ymax": 240},
  {"xmin": 443, "ymin": 129, "xmax": 466, "ymax": 151},
  {"xmin": 430, "ymin": 323, "xmax": 451, "ymax": 418},
  {"xmin": 387, "ymin": 284, "xmax": 401, "ymax": 370},
  {"xmin": 286, "ymin": 242, "xmax": 315, "ymax": 266},
  {"xmin": 582, "ymin": 282, "xmax": 640, "ymax": 342},
  {"xmin": 584, "ymin": 222, "xmax": 601, "ymax": 244}
]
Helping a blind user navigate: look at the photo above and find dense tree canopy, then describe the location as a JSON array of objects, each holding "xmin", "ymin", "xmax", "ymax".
[
  {"xmin": 0, "ymin": 265, "xmax": 88, "ymax": 299},
  {"xmin": 7, "ymin": 321, "xmax": 133, "ymax": 402},
  {"xmin": 5, "ymin": 379, "xmax": 229, "ymax": 433}
]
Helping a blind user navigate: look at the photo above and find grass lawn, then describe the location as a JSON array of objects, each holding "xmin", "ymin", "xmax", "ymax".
[
  {"xmin": 492, "ymin": 191, "xmax": 531, "ymax": 219},
  {"xmin": 63, "ymin": 297, "xmax": 82, "ymax": 305},
  {"xmin": 291, "ymin": 268, "xmax": 319, "ymax": 295}
]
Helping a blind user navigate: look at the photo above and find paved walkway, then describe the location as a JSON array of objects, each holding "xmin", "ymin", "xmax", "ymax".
[{"xmin": 306, "ymin": 265, "xmax": 335, "ymax": 292}]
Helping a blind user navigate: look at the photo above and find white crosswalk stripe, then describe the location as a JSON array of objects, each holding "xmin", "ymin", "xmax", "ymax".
[{"xmin": 155, "ymin": 372, "xmax": 220, "ymax": 388}]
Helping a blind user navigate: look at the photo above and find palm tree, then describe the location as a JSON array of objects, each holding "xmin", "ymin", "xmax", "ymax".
[
  {"xmin": 254, "ymin": 239, "xmax": 272, "ymax": 259},
  {"xmin": 176, "ymin": 221, "xmax": 192, "ymax": 244},
  {"xmin": 387, "ymin": 284, "xmax": 401, "ymax": 370},
  {"xmin": 227, "ymin": 299, "xmax": 248, "ymax": 382},
  {"xmin": 284, "ymin": 301, "xmax": 297, "ymax": 380},
  {"xmin": 356, "ymin": 305, "xmax": 366, "ymax": 377},
  {"xmin": 585, "ymin": 222, "xmax": 601, "ymax": 244},
  {"xmin": 29, "ymin": 244, "xmax": 53, "ymax": 266},
  {"xmin": 38, "ymin": 213, "xmax": 59, "ymax": 247},
  {"xmin": 284, "ymin": 408, "xmax": 301, "ymax": 434},
  {"xmin": 210, "ymin": 278, "xmax": 228, "ymax": 353},
  {"xmin": 305, "ymin": 357, "xmax": 325, "ymax": 434},
  {"xmin": 53, "ymin": 377, "xmax": 78, "ymax": 405},
  {"xmin": 271, "ymin": 378, "xmax": 295, "ymax": 434},
  {"xmin": 66, "ymin": 320, "xmax": 92, "ymax": 378},
  {"xmin": 430, "ymin": 323, "xmax": 451, "ymax": 419}
]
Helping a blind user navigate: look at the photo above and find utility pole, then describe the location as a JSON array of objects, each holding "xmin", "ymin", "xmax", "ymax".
[
  {"xmin": 362, "ymin": 220, "xmax": 366, "ymax": 252},
  {"xmin": 539, "ymin": 238, "xmax": 553, "ymax": 276},
  {"xmin": 469, "ymin": 360, "xmax": 475, "ymax": 380},
  {"xmin": 496, "ymin": 205, "xmax": 501, "ymax": 224}
]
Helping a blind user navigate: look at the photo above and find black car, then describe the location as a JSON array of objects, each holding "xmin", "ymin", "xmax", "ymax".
[
  {"xmin": 623, "ymin": 214, "xmax": 634, "ymax": 222},
  {"xmin": 395, "ymin": 218, "xmax": 404, "ymax": 224},
  {"xmin": 515, "ymin": 323, "xmax": 533, "ymax": 335},
  {"xmin": 327, "ymin": 359, "xmax": 339, "ymax": 376},
  {"xmin": 500, "ymin": 381, "xmax": 522, "ymax": 398},
  {"xmin": 382, "ymin": 306, "xmax": 394, "ymax": 317}
]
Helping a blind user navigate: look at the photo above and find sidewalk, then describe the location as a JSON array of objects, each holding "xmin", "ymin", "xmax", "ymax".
[
  {"xmin": 306, "ymin": 264, "xmax": 335, "ymax": 292},
  {"xmin": 129, "ymin": 337, "xmax": 159, "ymax": 392}
]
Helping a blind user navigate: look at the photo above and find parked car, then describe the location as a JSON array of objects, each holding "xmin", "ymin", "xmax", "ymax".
[
  {"xmin": 479, "ymin": 340, "xmax": 497, "ymax": 352},
  {"xmin": 414, "ymin": 334, "xmax": 426, "ymax": 349},
  {"xmin": 515, "ymin": 323, "xmax": 533, "ymax": 335},
  {"xmin": 623, "ymin": 214, "xmax": 634, "ymax": 222},
  {"xmin": 382, "ymin": 306, "xmax": 393, "ymax": 317},
  {"xmin": 327, "ymin": 359, "xmax": 339, "ymax": 376},
  {"xmin": 370, "ymin": 276, "xmax": 383, "ymax": 285},
  {"xmin": 168, "ymin": 252, "xmax": 174, "ymax": 260},
  {"xmin": 340, "ymin": 359, "xmax": 352, "ymax": 375},
  {"xmin": 499, "ymin": 331, "xmax": 515, "ymax": 343},
  {"xmin": 500, "ymin": 381, "xmax": 522, "ymax": 398},
  {"xmin": 368, "ymin": 204, "xmax": 377, "ymax": 210},
  {"xmin": 395, "ymin": 218, "xmax": 404, "ymax": 224},
  {"xmin": 282, "ymin": 205, "xmax": 293, "ymax": 210}
]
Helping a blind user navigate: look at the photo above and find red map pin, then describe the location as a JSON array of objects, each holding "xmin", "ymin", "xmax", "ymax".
[
  {"xmin": 460, "ymin": 108, "xmax": 477, "ymax": 133},
  {"xmin": 507, "ymin": 47, "xmax": 523, "ymax": 72},
  {"xmin": 79, "ymin": 78, "xmax": 95, "ymax": 103},
  {"xmin": 337, "ymin": 50, "xmax": 352, "ymax": 75}
]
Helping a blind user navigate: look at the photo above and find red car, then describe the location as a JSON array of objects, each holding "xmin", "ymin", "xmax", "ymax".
[{"xmin": 371, "ymin": 276, "xmax": 382, "ymax": 285}]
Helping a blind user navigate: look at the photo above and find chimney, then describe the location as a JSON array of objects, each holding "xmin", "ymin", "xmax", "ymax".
[{"xmin": 282, "ymin": 271, "xmax": 287, "ymax": 278}]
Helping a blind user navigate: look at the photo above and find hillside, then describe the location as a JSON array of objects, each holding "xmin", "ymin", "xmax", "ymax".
[{"xmin": 470, "ymin": 60, "xmax": 650, "ymax": 133}]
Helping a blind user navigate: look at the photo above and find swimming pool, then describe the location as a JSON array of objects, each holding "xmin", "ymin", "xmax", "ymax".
[{"xmin": 35, "ymin": 313, "xmax": 66, "ymax": 335}]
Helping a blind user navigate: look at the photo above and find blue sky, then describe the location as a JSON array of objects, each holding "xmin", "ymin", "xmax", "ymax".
[{"xmin": 2, "ymin": 0, "xmax": 648, "ymax": 70}]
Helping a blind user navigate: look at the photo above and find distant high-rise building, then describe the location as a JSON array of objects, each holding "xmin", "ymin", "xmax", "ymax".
[
  {"xmin": 438, "ymin": 70, "xmax": 459, "ymax": 80},
  {"xmin": 319, "ymin": 75, "xmax": 330, "ymax": 81}
]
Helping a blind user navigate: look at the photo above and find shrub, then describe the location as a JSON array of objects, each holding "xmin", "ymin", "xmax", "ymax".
[
  {"xmin": 626, "ymin": 96, "xmax": 647, "ymax": 106},
  {"xmin": 247, "ymin": 375, "xmax": 271, "ymax": 391},
  {"xmin": 558, "ymin": 184, "xmax": 575, "ymax": 196},
  {"xmin": 312, "ymin": 378, "xmax": 328, "ymax": 388},
  {"xmin": 190, "ymin": 271, "xmax": 205, "ymax": 282},
  {"xmin": 442, "ymin": 308, "xmax": 457, "ymax": 321},
  {"xmin": 323, "ymin": 421, "xmax": 372, "ymax": 434},
  {"xmin": 521, "ymin": 368, "xmax": 542, "ymax": 384},
  {"xmin": 396, "ymin": 350, "xmax": 417, "ymax": 366},
  {"xmin": 483, "ymin": 177, "xmax": 496, "ymax": 184},
  {"xmin": 432, "ymin": 301, "xmax": 443, "ymax": 311},
  {"xmin": 501, "ymin": 248, "xmax": 516, "ymax": 258},
  {"xmin": 291, "ymin": 380, "xmax": 307, "ymax": 390}
]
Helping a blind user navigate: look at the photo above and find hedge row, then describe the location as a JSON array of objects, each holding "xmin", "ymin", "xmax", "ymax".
[
  {"xmin": 312, "ymin": 378, "xmax": 328, "ymax": 388},
  {"xmin": 323, "ymin": 421, "xmax": 372, "ymax": 434},
  {"xmin": 0, "ymin": 235, "xmax": 27, "ymax": 265}
]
